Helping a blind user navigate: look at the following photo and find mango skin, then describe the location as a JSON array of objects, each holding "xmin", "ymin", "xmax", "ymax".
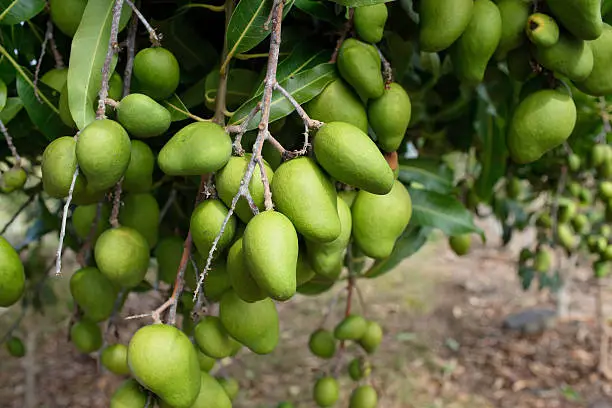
[
  {"xmin": 190, "ymin": 199, "xmax": 236, "ymax": 259},
  {"xmin": 72, "ymin": 203, "xmax": 111, "ymax": 244},
  {"xmin": 314, "ymin": 121, "xmax": 394, "ymax": 195},
  {"xmin": 219, "ymin": 290, "xmax": 279, "ymax": 354},
  {"xmin": 359, "ymin": 321, "xmax": 383, "ymax": 354},
  {"xmin": 117, "ymin": 93, "xmax": 171, "ymax": 138},
  {"xmin": 337, "ymin": 38, "xmax": 384, "ymax": 100},
  {"xmin": 59, "ymin": 84, "xmax": 76, "ymax": 128},
  {"xmin": 271, "ymin": 157, "xmax": 340, "ymax": 243},
  {"xmin": 368, "ymin": 83, "xmax": 412, "ymax": 152},
  {"xmin": 533, "ymin": 33, "xmax": 594, "ymax": 82},
  {"xmin": 449, "ymin": 234, "xmax": 471, "ymax": 256},
  {"xmin": 354, "ymin": 4, "xmax": 388, "ymax": 43},
  {"xmin": 70, "ymin": 267, "xmax": 117, "ymax": 322},
  {"xmin": 496, "ymin": 0, "xmax": 530, "ymax": 59},
  {"xmin": 507, "ymin": 90, "xmax": 577, "ymax": 164},
  {"xmin": 547, "ymin": 0, "xmax": 603, "ymax": 41},
  {"xmin": 123, "ymin": 140, "xmax": 154, "ymax": 193},
  {"xmin": 296, "ymin": 251, "xmax": 316, "ymax": 286},
  {"xmin": 334, "ymin": 314, "xmax": 368, "ymax": 340},
  {"xmin": 133, "ymin": 47, "xmax": 180, "ymax": 100},
  {"xmin": 110, "ymin": 379, "xmax": 148, "ymax": 408},
  {"xmin": 227, "ymin": 238, "xmax": 267, "ymax": 303},
  {"xmin": 119, "ymin": 193, "xmax": 160, "ymax": 249},
  {"xmin": 450, "ymin": 0, "xmax": 502, "ymax": 84},
  {"xmin": 158, "ymin": 122, "xmax": 232, "ymax": 176},
  {"xmin": 156, "ymin": 236, "xmax": 197, "ymax": 285},
  {"xmin": 349, "ymin": 385, "xmax": 378, "ymax": 408},
  {"xmin": 101, "ymin": 344, "xmax": 130, "ymax": 376},
  {"xmin": 49, "ymin": 0, "xmax": 87, "ymax": 37},
  {"xmin": 576, "ymin": 24, "xmax": 612, "ymax": 96},
  {"xmin": 526, "ymin": 13, "xmax": 560, "ymax": 48},
  {"xmin": 216, "ymin": 155, "xmax": 274, "ymax": 223},
  {"xmin": 76, "ymin": 119, "xmax": 131, "ymax": 191},
  {"xmin": 1, "ymin": 168, "xmax": 27, "ymax": 193},
  {"xmin": 419, "ymin": 0, "xmax": 474, "ymax": 53},
  {"xmin": 94, "ymin": 227, "xmax": 150, "ymax": 288},
  {"xmin": 128, "ymin": 324, "xmax": 201, "ymax": 408},
  {"xmin": 70, "ymin": 319, "xmax": 103, "ymax": 353},
  {"xmin": 305, "ymin": 79, "xmax": 369, "ymax": 133},
  {"xmin": 194, "ymin": 316, "xmax": 239, "ymax": 359},
  {"xmin": 352, "ymin": 180, "xmax": 413, "ymax": 259},
  {"xmin": 186, "ymin": 372, "xmax": 233, "ymax": 408},
  {"xmin": 41, "ymin": 68, "xmax": 68, "ymax": 92},
  {"xmin": 313, "ymin": 376, "xmax": 340, "ymax": 407},
  {"xmin": 203, "ymin": 261, "xmax": 231, "ymax": 302},
  {"xmin": 243, "ymin": 211, "xmax": 299, "ymax": 301},
  {"xmin": 0, "ymin": 236, "xmax": 25, "ymax": 307}
]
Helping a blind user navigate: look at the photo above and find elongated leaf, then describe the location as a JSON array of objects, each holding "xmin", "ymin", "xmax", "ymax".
[
  {"xmin": 0, "ymin": 78, "xmax": 6, "ymax": 111},
  {"xmin": 163, "ymin": 94, "xmax": 190, "ymax": 122},
  {"xmin": 0, "ymin": 0, "xmax": 45, "ymax": 25},
  {"xmin": 398, "ymin": 158, "xmax": 453, "ymax": 194},
  {"xmin": 205, "ymin": 68, "xmax": 259, "ymax": 111},
  {"xmin": 0, "ymin": 97, "xmax": 23, "ymax": 123},
  {"xmin": 226, "ymin": 0, "xmax": 295, "ymax": 58},
  {"xmin": 408, "ymin": 187, "xmax": 483, "ymax": 238},
  {"xmin": 365, "ymin": 226, "xmax": 431, "ymax": 279},
  {"xmin": 17, "ymin": 73, "xmax": 71, "ymax": 140},
  {"xmin": 180, "ymin": 76, "xmax": 207, "ymax": 109},
  {"xmin": 294, "ymin": 0, "xmax": 343, "ymax": 25},
  {"xmin": 67, "ymin": 0, "xmax": 119, "ymax": 130},
  {"xmin": 0, "ymin": 55, "xmax": 16, "ymax": 85},
  {"xmin": 229, "ymin": 63, "xmax": 337, "ymax": 130},
  {"xmin": 328, "ymin": 0, "xmax": 393, "ymax": 5}
]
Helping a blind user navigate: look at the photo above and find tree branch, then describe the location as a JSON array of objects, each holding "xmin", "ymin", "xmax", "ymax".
[
  {"xmin": 124, "ymin": 0, "xmax": 161, "ymax": 46},
  {"xmin": 330, "ymin": 8, "xmax": 354, "ymax": 63},
  {"xmin": 55, "ymin": 166, "xmax": 80, "ymax": 276},
  {"xmin": 376, "ymin": 45, "xmax": 394, "ymax": 86},
  {"xmin": 33, "ymin": 20, "xmax": 55, "ymax": 103},
  {"xmin": 109, "ymin": 179, "xmax": 123, "ymax": 228},
  {"xmin": 0, "ymin": 119, "xmax": 21, "ymax": 167},
  {"xmin": 0, "ymin": 194, "xmax": 36, "ymax": 236},
  {"xmin": 226, "ymin": 102, "xmax": 262, "ymax": 155},
  {"xmin": 213, "ymin": 0, "xmax": 235, "ymax": 124},
  {"xmin": 96, "ymin": 0, "xmax": 125, "ymax": 119},
  {"xmin": 122, "ymin": 7, "xmax": 139, "ymax": 97}
]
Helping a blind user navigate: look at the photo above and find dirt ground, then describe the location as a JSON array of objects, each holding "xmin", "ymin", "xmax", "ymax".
[{"xmin": 2, "ymin": 217, "xmax": 612, "ymax": 408}]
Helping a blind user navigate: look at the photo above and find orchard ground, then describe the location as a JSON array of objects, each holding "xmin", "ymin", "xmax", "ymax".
[{"xmin": 2, "ymin": 195, "xmax": 612, "ymax": 408}]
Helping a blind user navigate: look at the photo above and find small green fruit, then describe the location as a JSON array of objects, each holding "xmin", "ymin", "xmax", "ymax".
[
  {"xmin": 72, "ymin": 203, "xmax": 111, "ymax": 244},
  {"xmin": 314, "ymin": 376, "xmax": 339, "ymax": 407},
  {"xmin": 183, "ymin": 372, "xmax": 232, "ymax": 408},
  {"xmin": 526, "ymin": 13, "xmax": 560, "ymax": 48},
  {"xmin": 359, "ymin": 321, "xmax": 383, "ymax": 354},
  {"xmin": 196, "ymin": 349, "xmax": 216, "ymax": 372},
  {"xmin": 353, "ymin": 4, "xmax": 388, "ymax": 43},
  {"xmin": 308, "ymin": 329, "xmax": 336, "ymax": 359},
  {"xmin": 449, "ymin": 234, "xmax": 471, "ymax": 256},
  {"xmin": 533, "ymin": 33, "xmax": 594, "ymax": 82},
  {"xmin": 133, "ymin": 47, "xmax": 180, "ymax": 100},
  {"xmin": 368, "ymin": 83, "xmax": 412, "ymax": 152},
  {"xmin": 348, "ymin": 358, "xmax": 372, "ymax": 381},
  {"xmin": 1, "ymin": 168, "xmax": 27, "ymax": 193},
  {"xmin": 337, "ymin": 38, "xmax": 384, "ymax": 100},
  {"xmin": 119, "ymin": 193, "xmax": 160, "ymax": 249},
  {"xmin": 203, "ymin": 261, "xmax": 231, "ymax": 302},
  {"xmin": 334, "ymin": 314, "xmax": 368, "ymax": 340},
  {"xmin": 496, "ymin": 0, "xmax": 530, "ymax": 59},
  {"xmin": 419, "ymin": 0, "xmax": 474, "ymax": 52},
  {"xmin": 116, "ymin": 93, "xmax": 171, "ymax": 138},
  {"xmin": 70, "ymin": 267, "xmax": 117, "ymax": 322},
  {"xmin": 349, "ymin": 385, "xmax": 378, "ymax": 408},
  {"xmin": 534, "ymin": 248, "xmax": 552, "ymax": 273},
  {"xmin": 306, "ymin": 79, "xmax": 369, "ymax": 133},
  {"xmin": 94, "ymin": 227, "xmax": 150, "ymax": 288},
  {"xmin": 70, "ymin": 319, "xmax": 103, "ymax": 353},
  {"xmin": 546, "ymin": 0, "xmax": 603, "ymax": 40},
  {"xmin": 123, "ymin": 140, "xmax": 155, "ymax": 193},
  {"xmin": 194, "ymin": 316, "xmax": 239, "ymax": 359},
  {"xmin": 41, "ymin": 68, "xmax": 68, "ymax": 92},
  {"xmin": 227, "ymin": 238, "xmax": 267, "ymax": 303},
  {"xmin": 49, "ymin": 0, "xmax": 87, "ymax": 37},
  {"xmin": 0, "ymin": 236, "xmax": 25, "ymax": 307},
  {"xmin": 190, "ymin": 199, "xmax": 236, "ymax": 259},
  {"xmin": 576, "ymin": 24, "xmax": 612, "ymax": 96},
  {"xmin": 101, "ymin": 344, "xmax": 130, "ymax": 375},
  {"xmin": 568, "ymin": 153, "xmax": 581, "ymax": 172},
  {"xmin": 558, "ymin": 223, "xmax": 578, "ymax": 251},
  {"xmin": 6, "ymin": 336, "xmax": 25, "ymax": 358},
  {"xmin": 217, "ymin": 377, "xmax": 239, "ymax": 401},
  {"xmin": 109, "ymin": 379, "xmax": 148, "ymax": 408},
  {"xmin": 156, "ymin": 236, "xmax": 196, "ymax": 285}
]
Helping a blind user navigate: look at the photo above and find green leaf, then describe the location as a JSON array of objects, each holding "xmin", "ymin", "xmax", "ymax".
[
  {"xmin": 229, "ymin": 63, "xmax": 337, "ymax": 130},
  {"xmin": 518, "ymin": 265, "xmax": 535, "ymax": 291},
  {"xmin": 226, "ymin": 0, "xmax": 295, "ymax": 59},
  {"xmin": 16, "ymin": 73, "xmax": 71, "ymax": 140},
  {"xmin": 0, "ymin": 0, "xmax": 45, "ymax": 25},
  {"xmin": 205, "ymin": 68, "xmax": 259, "ymax": 111},
  {"xmin": 0, "ymin": 55, "xmax": 16, "ymax": 85},
  {"xmin": 67, "ymin": 0, "xmax": 119, "ymax": 130},
  {"xmin": 408, "ymin": 187, "xmax": 483, "ymax": 238},
  {"xmin": 163, "ymin": 94, "xmax": 190, "ymax": 122},
  {"xmin": 294, "ymin": 0, "xmax": 344, "ymax": 24},
  {"xmin": 0, "ymin": 78, "xmax": 6, "ymax": 111},
  {"xmin": 180, "ymin": 76, "xmax": 207, "ymax": 109},
  {"xmin": 398, "ymin": 158, "xmax": 453, "ymax": 194},
  {"xmin": 328, "ymin": 0, "xmax": 393, "ymax": 6},
  {"xmin": 0, "ymin": 97, "xmax": 23, "ymax": 123},
  {"xmin": 365, "ymin": 226, "xmax": 431, "ymax": 278}
]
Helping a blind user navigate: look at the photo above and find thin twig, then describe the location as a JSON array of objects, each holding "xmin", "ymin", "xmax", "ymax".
[
  {"xmin": 122, "ymin": 5, "xmax": 139, "ymax": 97},
  {"xmin": 376, "ymin": 45, "xmax": 394, "ymax": 86},
  {"xmin": 109, "ymin": 179, "xmax": 123, "ymax": 228},
  {"xmin": 55, "ymin": 167, "xmax": 80, "ymax": 276},
  {"xmin": 213, "ymin": 0, "xmax": 235, "ymax": 124},
  {"xmin": 34, "ymin": 20, "xmax": 54, "ymax": 102},
  {"xmin": 226, "ymin": 102, "xmax": 262, "ymax": 155},
  {"xmin": 165, "ymin": 101, "xmax": 209, "ymax": 122},
  {"xmin": 76, "ymin": 201, "xmax": 104, "ymax": 266},
  {"xmin": 0, "ymin": 119, "xmax": 21, "ymax": 167},
  {"xmin": 274, "ymin": 82, "xmax": 323, "ymax": 130},
  {"xmin": 48, "ymin": 27, "xmax": 64, "ymax": 69},
  {"xmin": 166, "ymin": 233, "xmax": 192, "ymax": 325},
  {"xmin": 96, "ymin": 0, "xmax": 125, "ymax": 119},
  {"xmin": 257, "ymin": 156, "xmax": 273, "ymax": 210},
  {"xmin": 159, "ymin": 189, "xmax": 177, "ymax": 225},
  {"xmin": 265, "ymin": 133, "xmax": 286, "ymax": 156},
  {"xmin": 0, "ymin": 194, "xmax": 37, "ymax": 236},
  {"xmin": 124, "ymin": 0, "xmax": 161, "ymax": 46},
  {"xmin": 0, "ymin": 303, "xmax": 27, "ymax": 344},
  {"xmin": 330, "ymin": 8, "xmax": 354, "ymax": 63}
]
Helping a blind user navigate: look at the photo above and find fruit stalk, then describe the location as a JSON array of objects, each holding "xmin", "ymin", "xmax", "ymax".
[
  {"xmin": 375, "ymin": 45, "xmax": 394, "ymax": 86},
  {"xmin": 330, "ymin": 8, "xmax": 355, "ymax": 63},
  {"xmin": 124, "ymin": 0, "xmax": 160, "ymax": 46},
  {"xmin": 109, "ymin": 178, "xmax": 123, "ymax": 228},
  {"xmin": 55, "ymin": 165, "xmax": 80, "ymax": 275},
  {"xmin": 122, "ymin": 10, "xmax": 139, "ymax": 97},
  {"xmin": 226, "ymin": 102, "xmax": 262, "ymax": 154},
  {"xmin": 96, "ymin": 0, "xmax": 125, "ymax": 119},
  {"xmin": 0, "ymin": 119, "xmax": 21, "ymax": 167},
  {"xmin": 33, "ymin": 20, "xmax": 56, "ymax": 103}
]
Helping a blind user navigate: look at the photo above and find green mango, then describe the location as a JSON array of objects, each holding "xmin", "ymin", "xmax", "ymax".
[
  {"xmin": 116, "ymin": 93, "xmax": 171, "ymax": 138},
  {"xmin": 101, "ymin": 344, "xmax": 130, "ymax": 376},
  {"xmin": 572, "ymin": 213, "xmax": 590, "ymax": 234},
  {"xmin": 216, "ymin": 155, "xmax": 274, "ymax": 223},
  {"xmin": 558, "ymin": 223, "xmax": 578, "ymax": 251},
  {"xmin": 305, "ymin": 79, "xmax": 369, "ymax": 133},
  {"xmin": 219, "ymin": 290, "xmax": 279, "ymax": 354},
  {"xmin": 41, "ymin": 68, "xmax": 68, "ymax": 92},
  {"xmin": 70, "ymin": 319, "xmax": 102, "ymax": 353},
  {"xmin": 450, "ymin": 0, "xmax": 502, "ymax": 83},
  {"xmin": 507, "ymin": 89, "xmax": 577, "ymax": 164},
  {"xmin": 306, "ymin": 196, "xmax": 352, "ymax": 280},
  {"xmin": 190, "ymin": 199, "xmax": 236, "ymax": 259},
  {"xmin": 133, "ymin": 47, "xmax": 180, "ymax": 100},
  {"xmin": 271, "ymin": 157, "xmax": 340, "ymax": 243},
  {"xmin": 297, "ymin": 275, "xmax": 337, "ymax": 296},
  {"xmin": 119, "ymin": 193, "xmax": 160, "ymax": 249},
  {"xmin": 351, "ymin": 180, "xmax": 413, "ymax": 259},
  {"xmin": 243, "ymin": 211, "xmax": 299, "ymax": 301},
  {"xmin": 6, "ymin": 337, "xmax": 25, "ymax": 358},
  {"xmin": 353, "ymin": 4, "xmax": 388, "ymax": 43},
  {"xmin": 334, "ymin": 314, "xmax": 368, "ymax": 340},
  {"xmin": 359, "ymin": 320, "xmax": 383, "ymax": 354},
  {"xmin": 1, "ymin": 168, "xmax": 27, "ymax": 193},
  {"xmin": 155, "ymin": 236, "xmax": 202, "ymax": 287},
  {"xmin": 158, "ymin": 122, "xmax": 232, "ymax": 176},
  {"xmin": 601, "ymin": 181, "xmax": 612, "ymax": 199},
  {"xmin": 314, "ymin": 122, "xmax": 394, "ymax": 195},
  {"xmin": 308, "ymin": 329, "xmax": 336, "ymax": 359},
  {"xmin": 337, "ymin": 38, "xmax": 384, "ymax": 100},
  {"xmin": 368, "ymin": 82, "xmax": 412, "ymax": 152},
  {"xmin": 568, "ymin": 153, "xmax": 582, "ymax": 172},
  {"xmin": 558, "ymin": 200, "xmax": 577, "ymax": 223},
  {"xmin": 216, "ymin": 377, "xmax": 239, "ymax": 401},
  {"xmin": 506, "ymin": 46, "xmax": 533, "ymax": 81},
  {"xmin": 70, "ymin": 267, "xmax": 117, "ymax": 322},
  {"xmin": 419, "ymin": 0, "xmax": 473, "ymax": 52},
  {"xmin": 59, "ymin": 84, "xmax": 76, "ymax": 128},
  {"xmin": 526, "ymin": 13, "xmax": 559, "ymax": 48},
  {"xmin": 534, "ymin": 248, "xmax": 552, "ymax": 272},
  {"xmin": 194, "ymin": 316, "xmax": 240, "ymax": 359},
  {"xmin": 110, "ymin": 379, "xmax": 148, "ymax": 408},
  {"xmin": 495, "ymin": 0, "xmax": 530, "ymax": 59},
  {"xmin": 203, "ymin": 261, "xmax": 231, "ymax": 302},
  {"xmin": 349, "ymin": 385, "xmax": 378, "ymax": 408},
  {"xmin": 196, "ymin": 349, "xmax": 216, "ymax": 372},
  {"xmin": 348, "ymin": 358, "xmax": 371, "ymax": 381},
  {"xmin": 76, "ymin": 119, "xmax": 131, "ymax": 191},
  {"xmin": 72, "ymin": 203, "xmax": 111, "ymax": 244},
  {"xmin": 533, "ymin": 33, "xmax": 594, "ymax": 81},
  {"xmin": 0, "ymin": 236, "xmax": 25, "ymax": 307},
  {"xmin": 313, "ymin": 376, "xmax": 339, "ymax": 407},
  {"xmin": 576, "ymin": 23, "xmax": 612, "ymax": 96},
  {"xmin": 339, "ymin": 190, "xmax": 358, "ymax": 207},
  {"xmin": 227, "ymin": 238, "xmax": 267, "ymax": 303},
  {"xmin": 94, "ymin": 227, "xmax": 150, "ymax": 288},
  {"xmin": 185, "ymin": 372, "xmax": 233, "ymax": 408},
  {"xmin": 547, "ymin": 0, "xmax": 603, "ymax": 41},
  {"xmin": 49, "ymin": 0, "xmax": 87, "ymax": 37},
  {"xmin": 296, "ymin": 250, "xmax": 316, "ymax": 286},
  {"xmin": 123, "ymin": 140, "xmax": 154, "ymax": 193},
  {"xmin": 128, "ymin": 324, "xmax": 201, "ymax": 408},
  {"xmin": 449, "ymin": 234, "xmax": 471, "ymax": 256}
]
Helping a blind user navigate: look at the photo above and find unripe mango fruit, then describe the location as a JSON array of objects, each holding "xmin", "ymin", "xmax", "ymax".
[
  {"xmin": 496, "ymin": 0, "xmax": 530, "ymax": 59},
  {"xmin": 227, "ymin": 238, "xmax": 267, "ymax": 302},
  {"xmin": 219, "ymin": 290, "xmax": 279, "ymax": 354},
  {"xmin": 190, "ymin": 199, "xmax": 236, "ymax": 259},
  {"xmin": 128, "ymin": 324, "xmax": 201, "ymax": 408},
  {"xmin": 507, "ymin": 90, "xmax": 576, "ymax": 164},
  {"xmin": 94, "ymin": 227, "xmax": 150, "ymax": 288},
  {"xmin": 313, "ymin": 376, "xmax": 339, "ymax": 407},
  {"xmin": 76, "ymin": 119, "xmax": 131, "ymax": 191},
  {"xmin": 70, "ymin": 319, "xmax": 102, "ymax": 353},
  {"xmin": 196, "ymin": 350, "xmax": 216, "ymax": 372},
  {"xmin": 243, "ymin": 211, "xmax": 299, "ymax": 300},
  {"xmin": 308, "ymin": 329, "xmax": 336, "ymax": 359},
  {"xmin": 158, "ymin": 122, "xmax": 232, "ymax": 176},
  {"xmin": 0, "ymin": 236, "xmax": 25, "ymax": 307},
  {"xmin": 419, "ymin": 0, "xmax": 473, "ymax": 53},
  {"xmin": 59, "ymin": 84, "xmax": 76, "ymax": 128},
  {"xmin": 186, "ymin": 372, "xmax": 233, "ymax": 408},
  {"xmin": 576, "ymin": 24, "xmax": 612, "ymax": 96},
  {"xmin": 155, "ymin": 236, "xmax": 196, "ymax": 285},
  {"xmin": 217, "ymin": 377, "xmax": 239, "ymax": 401},
  {"xmin": 353, "ymin": 4, "xmax": 388, "ymax": 43},
  {"xmin": 305, "ymin": 79, "xmax": 369, "ymax": 133},
  {"xmin": 349, "ymin": 385, "xmax": 378, "ymax": 408},
  {"xmin": 547, "ymin": 0, "xmax": 603, "ymax": 41},
  {"xmin": 359, "ymin": 321, "xmax": 383, "ymax": 354},
  {"xmin": 368, "ymin": 82, "xmax": 412, "ymax": 152},
  {"xmin": 194, "ymin": 315, "xmax": 240, "ymax": 359},
  {"xmin": 216, "ymin": 155, "xmax": 274, "ymax": 223},
  {"xmin": 123, "ymin": 140, "xmax": 155, "ymax": 193},
  {"xmin": 41, "ymin": 68, "xmax": 68, "ymax": 92},
  {"xmin": 352, "ymin": 180, "xmax": 413, "ymax": 259},
  {"xmin": 49, "ymin": 0, "xmax": 87, "ymax": 37},
  {"xmin": 449, "ymin": 234, "xmax": 471, "ymax": 256},
  {"xmin": 526, "ymin": 13, "xmax": 559, "ymax": 48},
  {"xmin": 271, "ymin": 157, "xmax": 340, "ymax": 243},
  {"xmin": 133, "ymin": 47, "xmax": 180, "ymax": 100},
  {"xmin": 314, "ymin": 121, "xmax": 394, "ymax": 195},
  {"xmin": 1, "ymin": 168, "xmax": 27, "ymax": 193},
  {"xmin": 334, "ymin": 314, "xmax": 368, "ymax": 340},
  {"xmin": 296, "ymin": 251, "xmax": 317, "ymax": 286},
  {"xmin": 72, "ymin": 203, "xmax": 110, "ymax": 244},
  {"xmin": 337, "ymin": 38, "xmax": 384, "ymax": 100},
  {"xmin": 6, "ymin": 337, "xmax": 25, "ymax": 358},
  {"xmin": 116, "ymin": 93, "xmax": 171, "ymax": 138},
  {"xmin": 70, "ymin": 267, "xmax": 116, "ymax": 322},
  {"xmin": 101, "ymin": 344, "xmax": 130, "ymax": 376},
  {"xmin": 110, "ymin": 379, "xmax": 148, "ymax": 408},
  {"xmin": 119, "ymin": 193, "xmax": 160, "ymax": 249},
  {"xmin": 533, "ymin": 33, "xmax": 594, "ymax": 82},
  {"xmin": 348, "ymin": 358, "xmax": 371, "ymax": 381}
]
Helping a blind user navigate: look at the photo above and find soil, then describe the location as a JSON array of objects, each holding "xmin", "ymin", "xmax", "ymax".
[{"xmin": 1, "ymin": 217, "xmax": 612, "ymax": 408}]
